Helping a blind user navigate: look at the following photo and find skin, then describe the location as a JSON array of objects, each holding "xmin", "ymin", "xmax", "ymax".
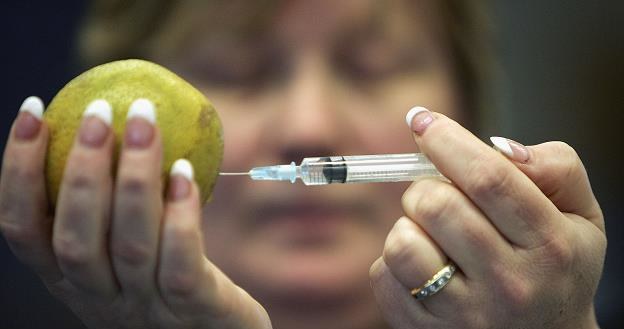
[
  {"xmin": 371, "ymin": 111, "xmax": 605, "ymax": 329},
  {"xmin": 0, "ymin": 0, "xmax": 605, "ymax": 329}
]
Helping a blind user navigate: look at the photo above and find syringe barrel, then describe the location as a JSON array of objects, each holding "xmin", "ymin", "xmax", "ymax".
[
  {"xmin": 342, "ymin": 153, "xmax": 440, "ymax": 183},
  {"xmin": 299, "ymin": 153, "xmax": 441, "ymax": 185}
]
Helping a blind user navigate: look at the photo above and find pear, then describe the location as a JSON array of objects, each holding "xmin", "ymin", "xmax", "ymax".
[{"xmin": 44, "ymin": 59, "xmax": 223, "ymax": 205}]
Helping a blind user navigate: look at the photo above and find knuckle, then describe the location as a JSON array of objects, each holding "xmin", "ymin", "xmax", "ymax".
[
  {"xmin": 465, "ymin": 155, "xmax": 511, "ymax": 200},
  {"xmin": 460, "ymin": 222, "xmax": 494, "ymax": 251},
  {"xmin": 491, "ymin": 264, "xmax": 533, "ymax": 314},
  {"xmin": 2, "ymin": 162, "xmax": 41, "ymax": 187},
  {"xmin": 112, "ymin": 240, "xmax": 152, "ymax": 267},
  {"xmin": 160, "ymin": 271, "xmax": 197, "ymax": 297},
  {"xmin": 117, "ymin": 176, "xmax": 150, "ymax": 195},
  {"xmin": 65, "ymin": 174, "xmax": 95, "ymax": 192},
  {"xmin": 459, "ymin": 312, "xmax": 489, "ymax": 329},
  {"xmin": 383, "ymin": 223, "xmax": 417, "ymax": 268},
  {"xmin": 166, "ymin": 222, "xmax": 198, "ymax": 242},
  {"xmin": 369, "ymin": 262, "xmax": 383, "ymax": 284},
  {"xmin": 114, "ymin": 176, "xmax": 158, "ymax": 218},
  {"xmin": 116, "ymin": 174, "xmax": 160, "ymax": 202},
  {"xmin": 540, "ymin": 236, "xmax": 574, "ymax": 271},
  {"xmin": 404, "ymin": 180, "xmax": 453, "ymax": 224},
  {"xmin": 53, "ymin": 235, "xmax": 93, "ymax": 268},
  {"xmin": 400, "ymin": 186, "xmax": 415, "ymax": 213},
  {"xmin": 0, "ymin": 220, "xmax": 36, "ymax": 248}
]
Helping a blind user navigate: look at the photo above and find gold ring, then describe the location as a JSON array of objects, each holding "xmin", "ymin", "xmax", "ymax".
[{"xmin": 410, "ymin": 263, "xmax": 456, "ymax": 300}]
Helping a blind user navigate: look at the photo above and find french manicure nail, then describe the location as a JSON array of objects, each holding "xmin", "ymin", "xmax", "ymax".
[
  {"xmin": 14, "ymin": 96, "xmax": 44, "ymax": 141},
  {"xmin": 490, "ymin": 136, "xmax": 530, "ymax": 163},
  {"xmin": 168, "ymin": 159, "xmax": 194, "ymax": 201},
  {"xmin": 125, "ymin": 98, "xmax": 156, "ymax": 149},
  {"xmin": 405, "ymin": 106, "xmax": 434, "ymax": 135},
  {"xmin": 79, "ymin": 99, "xmax": 112, "ymax": 148},
  {"xmin": 20, "ymin": 96, "xmax": 44, "ymax": 119}
]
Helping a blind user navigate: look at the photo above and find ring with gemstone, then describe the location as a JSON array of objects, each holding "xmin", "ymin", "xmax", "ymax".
[{"xmin": 410, "ymin": 263, "xmax": 456, "ymax": 300}]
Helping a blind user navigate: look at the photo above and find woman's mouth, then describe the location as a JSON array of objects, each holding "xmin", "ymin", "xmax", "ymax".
[{"xmin": 244, "ymin": 197, "xmax": 375, "ymax": 248}]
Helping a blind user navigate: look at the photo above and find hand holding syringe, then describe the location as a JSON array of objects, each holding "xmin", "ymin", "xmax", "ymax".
[{"xmin": 220, "ymin": 153, "xmax": 442, "ymax": 185}]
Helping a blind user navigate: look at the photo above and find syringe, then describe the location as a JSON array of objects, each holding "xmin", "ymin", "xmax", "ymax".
[{"xmin": 219, "ymin": 153, "xmax": 441, "ymax": 185}]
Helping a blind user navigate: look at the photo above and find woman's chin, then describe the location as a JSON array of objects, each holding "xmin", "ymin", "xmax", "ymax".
[
  {"xmin": 237, "ymin": 250, "xmax": 385, "ymax": 329},
  {"xmin": 236, "ymin": 242, "xmax": 378, "ymax": 305}
]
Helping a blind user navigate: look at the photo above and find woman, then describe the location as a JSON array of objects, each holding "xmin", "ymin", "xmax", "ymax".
[{"xmin": 0, "ymin": 0, "xmax": 606, "ymax": 328}]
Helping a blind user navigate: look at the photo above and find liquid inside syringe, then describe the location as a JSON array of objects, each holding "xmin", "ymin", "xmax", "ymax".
[{"xmin": 219, "ymin": 153, "xmax": 441, "ymax": 185}]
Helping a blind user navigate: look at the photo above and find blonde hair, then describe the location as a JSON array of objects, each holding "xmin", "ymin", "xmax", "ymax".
[{"xmin": 77, "ymin": 0, "xmax": 496, "ymax": 131}]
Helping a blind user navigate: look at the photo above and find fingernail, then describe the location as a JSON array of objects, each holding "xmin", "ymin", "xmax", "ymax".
[
  {"xmin": 125, "ymin": 98, "xmax": 156, "ymax": 149},
  {"xmin": 405, "ymin": 106, "xmax": 434, "ymax": 135},
  {"xmin": 79, "ymin": 99, "xmax": 112, "ymax": 148},
  {"xmin": 490, "ymin": 136, "xmax": 530, "ymax": 163},
  {"xmin": 168, "ymin": 159, "xmax": 194, "ymax": 201},
  {"xmin": 14, "ymin": 96, "xmax": 44, "ymax": 141}
]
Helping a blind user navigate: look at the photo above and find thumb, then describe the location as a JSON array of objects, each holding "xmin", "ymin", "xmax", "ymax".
[{"xmin": 489, "ymin": 137, "xmax": 603, "ymax": 230}]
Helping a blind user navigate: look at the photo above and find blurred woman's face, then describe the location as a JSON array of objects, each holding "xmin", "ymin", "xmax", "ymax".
[{"xmin": 154, "ymin": 0, "xmax": 460, "ymax": 326}]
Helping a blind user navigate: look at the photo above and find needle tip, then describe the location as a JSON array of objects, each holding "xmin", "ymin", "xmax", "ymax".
[{"xmin": 219, "ymin": 172, "xmax": 250, "ymax": 176}]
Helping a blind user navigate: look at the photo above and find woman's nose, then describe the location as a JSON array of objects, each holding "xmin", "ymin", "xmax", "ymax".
[{"xmin": 271, "ymin": 53, "xmax": 345, "ymax": 160}]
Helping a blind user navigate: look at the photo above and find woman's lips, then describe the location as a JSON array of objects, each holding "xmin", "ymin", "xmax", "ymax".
[{"xmin": 243, "ymin": 197, "xmax": 376, "ymax": 247}]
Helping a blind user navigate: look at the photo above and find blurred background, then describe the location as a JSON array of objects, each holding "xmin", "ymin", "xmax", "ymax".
[{"xmin": 1, "ymin": 1, "xmax": 622, "ymax": 328}]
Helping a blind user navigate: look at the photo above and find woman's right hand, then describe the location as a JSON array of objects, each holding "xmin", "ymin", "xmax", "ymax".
[{"xmin": 0, "ymin": 97, "xmax": 271, "ymax": 329}]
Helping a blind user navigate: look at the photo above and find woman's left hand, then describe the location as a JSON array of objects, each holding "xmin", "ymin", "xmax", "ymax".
[{"xmin": 370, "ymin": 109, "xmax": 605, "ymax": 329}]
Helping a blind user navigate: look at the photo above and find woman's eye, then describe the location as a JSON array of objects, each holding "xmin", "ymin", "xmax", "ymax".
[
  {"xmin": 181, "ymin": 57, "xmax": 264, "ymax": 87},
  {"xmin": 335, "ymin": 40, "xmax": 427, "ymax": 83},
  {"xmin": 171, "ymin": 45, "xmax": 287, "ymax": 89},
  {"xmin": 344, "ymin": 56, "xmax": 400, "ymax": 80},
  {"xmin": 200, "ymin": 61, "xmax": 261, "ymax": 86}
]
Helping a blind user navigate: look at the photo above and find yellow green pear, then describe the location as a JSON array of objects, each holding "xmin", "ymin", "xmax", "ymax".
[{"xmin": 44, "ymin": 59, "xmax": 223, "ymax": 205}]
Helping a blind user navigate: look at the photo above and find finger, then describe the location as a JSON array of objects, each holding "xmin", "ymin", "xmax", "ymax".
[
  {"xmin": 490, "ymin": 137, "xmax": 603, "ymax": 229},
  {"xmin": 0, "ymin": 96, "xmax": 61, "ymax": 282},
  {"xmin": 111, "ymin": 99, "xmax": 163, "ymax": 300},
  {"xmin": 406, "ymin": 107, "xmax": 562, "ymax": 248},
  {"xmin": 53, "ymin": 100, "xmax": 117, "ymax": 297},
  {"xmin": 158, "ymin": 160, "xmax": 271, "ymax": 328},
  {"xmin": 369, "ymin": 257, "xmax": 435, "ymax": 328},
  {"xmin": 383, "ymin": 217, "xmax": 448, "ymax": 290},
  {"xmin": 382, "ymin": 217, "xmax": 465, "ymax": 316},
  {"xmin": 401, "ymin": 179, "xmax": 512, "ymax": 279}
]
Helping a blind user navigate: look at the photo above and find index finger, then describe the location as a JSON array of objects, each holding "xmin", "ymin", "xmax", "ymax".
[
  {"xmin": 0, "ymin": 97, "xmax": 61, "ymax": 282},
  {"xmin": 405, "ymin": 107, "xmax": 562, "ymax": 248}
]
